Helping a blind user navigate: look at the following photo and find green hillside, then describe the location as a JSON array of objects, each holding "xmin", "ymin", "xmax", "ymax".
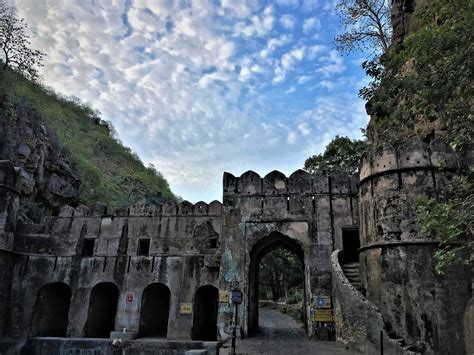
[{"xmin": 4, "ymin": 70, "xmax": 176, "ymax": 208}]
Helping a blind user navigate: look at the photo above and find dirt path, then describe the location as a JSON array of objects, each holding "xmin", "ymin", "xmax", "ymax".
[{"xmin": 220, "ymin": 308, "xmax": 358, "ymax": 355}]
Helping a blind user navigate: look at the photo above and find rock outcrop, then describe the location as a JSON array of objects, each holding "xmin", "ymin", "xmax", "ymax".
[
  {"xmin": 391, "ymin": 0, "xmax": 418, "ymax": 44},
  {"xmin": 0, "ymin": 99, "xmax": 80, "ymax": 216}
]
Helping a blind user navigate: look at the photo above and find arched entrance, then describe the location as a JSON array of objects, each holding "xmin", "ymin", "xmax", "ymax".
[
  {"xmin": 85, "ymin": 282, "xmax": 119, "ymax": 338},
  {"xmin": 139, "ymin": 283, "xmax": 170, "ymax": 337},
  {"xmin": 191, "ymin": 285, "xmax": 218, "ymax": 341},
  {"xmin": 248, "ymin": 231, "xmax": 306, "ymax": 336},
  {"xmin": 31, "ymin": 282, "xmax": 72, "ymax": 336}
]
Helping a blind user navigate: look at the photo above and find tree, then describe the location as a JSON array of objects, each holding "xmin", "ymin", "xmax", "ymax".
[
  {"xmin": 0, "ymin": 1, "xmax": 44, "ymax": 81},
  {"xmin": 258, "ymin": 248, "xmax": 302, "ymax": 302},
  {"xmin": 304, "ymin": 135, "xmax": 367, "ymax": 174},
  {"xmin": 335, "ymin": 0, "xmax": 392, "ymax": 54},
  {"xmin": 334, "ymin": 0, "xmax": 392, "ymax": 100}
]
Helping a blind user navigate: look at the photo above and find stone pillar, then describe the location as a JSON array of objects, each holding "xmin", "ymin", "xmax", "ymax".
[
  {"xmin": 358, "ymin": 139, "xmax": 472, "ymax": 354},
  {"xmin": 0, "ymin": 161, "xmax": 20, "ymax": 336}
]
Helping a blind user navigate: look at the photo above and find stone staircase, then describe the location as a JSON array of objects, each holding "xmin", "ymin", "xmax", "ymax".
[{"xmin": 341, "ymin": 262, "xmax": 364, "ymax": 293}]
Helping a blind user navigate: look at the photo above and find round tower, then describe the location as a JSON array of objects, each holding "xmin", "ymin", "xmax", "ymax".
[{"xmin": 358, "ymin": 139, "xmax": 472, "ymax": 353}]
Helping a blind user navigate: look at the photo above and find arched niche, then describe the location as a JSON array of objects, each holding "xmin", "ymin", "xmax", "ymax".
[
  {"xmin": 31, "ymin": 282, "xmax": 72, "ymax": 337},
  {"xmin": 139, "ymin": 283, "xmax": 171, "ymax": 337},
  {"xmin": 191, "ymin": 285, "xmax": 219, "ymax": 341},
  {"xmin": 85, "ymin": 282, "xmax": 119, "ymax": 338}
]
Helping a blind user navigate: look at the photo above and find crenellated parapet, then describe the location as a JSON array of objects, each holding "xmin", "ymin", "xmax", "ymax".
[
  {"xmin": 359, "ymin": 138, "xmax": 462, "ymax": 184},
  {"xmin": 223, "ymin": 169, "xmax": 358, "ymax": 197},
  {"xmin": 51, "ymin": 200, "xmax": 223, "ymax": 219}
]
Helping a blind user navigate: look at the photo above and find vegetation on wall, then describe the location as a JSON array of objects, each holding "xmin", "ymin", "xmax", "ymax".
[
  {"xmin": 366, "ymin": 0, "xmax": 474, "ymax": 150},
  {"xmin": 3, "ymin": 69, "xmax": 176, "ymax": 208},
  {"xmin": 416, "ymin": 171, "xmax": 473, "ymax": 274}
]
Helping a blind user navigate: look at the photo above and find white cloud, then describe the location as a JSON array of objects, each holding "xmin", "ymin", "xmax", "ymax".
[
  {"xmin": 307, "ymin": 44, "xmax": 327, "ymax": 60},
  {"xmin": 302, "ymin": 0, "xmax": 320, "ymax": 12},
  {"xmin": 287, "ymin": 131, "xmax": 298, "ymax": 144},
  {"xmin": 285, "ymin": 86, "xmax": 296, "ymax": 94},
  {"xmin": 316, "ymin": 50, "xmax": 346, "ymax": 77},
  {"xmin": 276, "ymin": 0, "xmax": 299, "ymax": 7},
  {"xmin": 280, "ymin": 14, "xmax": 296, "ymax": 29},
  {"xmin": 273, "ymin": 46, "xmax": 306, "ymax": 84},
  {"xmin": 259, "ymin": 34, "xmax": 291, "ymax": 59},
  {"xmin": 233, "ymin": 6, "xmax": 274, "ymax": 38},
  {"xmin": 302, "ymin": 16, "xmax": 321, "ymax": 33},
  {"xmin": 298, "ymin": 122, "xmax": 311, "ymax": 136},
  {"xmin": 297, "ymin": 75, "xmax": 311, "ymax": 84}
]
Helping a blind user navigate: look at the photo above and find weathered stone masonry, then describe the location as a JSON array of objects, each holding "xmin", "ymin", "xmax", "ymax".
[
  {"xmin": 0, "ymin": 164, "xmax": 358, "ymax": 345},
  {"xmin": 331, "ymin": 139, "xmax": 473, "ymax": 354}
]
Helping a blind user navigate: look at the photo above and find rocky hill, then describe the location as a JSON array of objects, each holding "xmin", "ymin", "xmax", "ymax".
[{"xmin": 0, "ymin": 69, "xmax": 175, "ymax": 220}]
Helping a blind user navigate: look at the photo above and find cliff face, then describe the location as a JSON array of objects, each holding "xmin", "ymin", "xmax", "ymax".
[
  {"xmin": 390, "ymin": 0, "xmax": 417, "ymax": 44},
  {"xmin": 367, "ymin": 0, "xmax": 473, "ymax": 149},
  {"xmin": 0, "ymin": 98, "xmax": 80, "ymax": 215}
]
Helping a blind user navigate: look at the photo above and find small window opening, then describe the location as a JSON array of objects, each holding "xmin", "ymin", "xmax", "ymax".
[
  {"xmin": 82, "ymin": 238, "xmax": 95, "ymax": 257},
  {"xmin": 209, "ymin": 238, "xmax": 218, "ymax": 249},
  {"xmin": 138, "ymin": 239, "xmax": 151, "ymax": 256}
]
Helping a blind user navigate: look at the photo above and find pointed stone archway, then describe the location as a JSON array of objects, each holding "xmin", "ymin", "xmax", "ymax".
[{"xmin": 248, "ymin": 231, "xmax": 307, "ymax": 336}]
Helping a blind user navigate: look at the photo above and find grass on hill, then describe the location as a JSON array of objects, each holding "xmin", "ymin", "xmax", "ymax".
[{"xmin": 4, "ymin": 69, "xmax": 176, "ymax": 208}]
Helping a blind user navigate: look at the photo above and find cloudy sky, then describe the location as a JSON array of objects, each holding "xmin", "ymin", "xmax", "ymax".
[{"xmin": 12, "ymin": 0, "xmax": 369, "ymax": 202}]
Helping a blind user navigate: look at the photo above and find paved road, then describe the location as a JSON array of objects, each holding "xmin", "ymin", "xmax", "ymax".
[{"xmin": 221, "ymin": 308, "xmax": 358, "ymax": 355}]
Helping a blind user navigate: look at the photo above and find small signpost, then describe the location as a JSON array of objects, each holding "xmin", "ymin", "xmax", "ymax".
[
  {"xmin": 231, "ymin": 290, "xmax": 242, "ymax": 304},
  {"xmin": 230, "ymin": 289, "xmax": 242, "ymax": 355}
]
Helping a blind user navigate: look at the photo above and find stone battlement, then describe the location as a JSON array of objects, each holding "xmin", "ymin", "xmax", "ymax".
[
  {"xmin": 223, "ymin": 169, "xmax": 358, "ymax": 196},
  {"xmin": 55, "ymin": 199, "xmax": 223, "ymax": 219},
  {"xmin": 359, "ymin": 138, "xmax": 464, "ymax": 182}
]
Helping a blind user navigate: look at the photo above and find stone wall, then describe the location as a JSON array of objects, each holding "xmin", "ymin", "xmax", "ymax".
[
  {"xmin": 331, "ymin": 249, "xmax": 405, "ymax": 354},
  {"xmin": 0, "ymin": 165, "xmax": 359, "ymax": 346},
  {"xmin": 6, "ymin": 199, "xmax": 223, "ymax": 340},
  {"xmin": 358, "ymin": 139, "xmax": 472, "ymax": 354}
]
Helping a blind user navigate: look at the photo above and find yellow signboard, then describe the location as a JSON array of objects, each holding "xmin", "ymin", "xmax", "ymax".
[
  {"xmin": 180, "ymin": 303, "xmax": 192, "ymax": 314},
  {"xmin": 219, "ymin": 290, "xmax": 229, "ymax": 303},
  {"xmin": 312, "ymin": 308, "xmax": 333, "ymax": 322},
  {"xmin": 313, "ymin": 295, "xmax": 332, "ymax": 308}
]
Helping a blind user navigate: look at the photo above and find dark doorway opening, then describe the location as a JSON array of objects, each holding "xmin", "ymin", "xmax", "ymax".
[
  {"xmin": 31, "ymin": 282, "xmax": 72, "ymax": 336},
  {"xmin": 248, "ymin": 231, "xmax": 306, "ymax": 337},
  {"xmin": 82, "ymin": 238, "xmax": 95, "ymax": 256},
  {"xmin": 342, "ymin": 228, "xmax": 360, "ymax": 263},
  {"xmin": 85, "ymin": 282, "xmax": 119, "ymax": 338},
  {"xmin": 139, "ymin": 283, "xmax": 170, "ymax": 337},
  {"xmin": 191, "ymin": 285, "xmax": 218, "ymax": 341},
  {"xmin": 137, "ymin": 239, "xmax": 151, "ymax": 256}
]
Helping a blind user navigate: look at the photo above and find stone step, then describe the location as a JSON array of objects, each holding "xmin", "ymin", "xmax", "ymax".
[
  {"xmin": 342, "ymin": 265, "xmax": 359, "ymax": 270},
  {"xmin": 344, "ymin": 271, "xmax": 360, "ymax": 277},
  {"xmin": 342, "ymin": 262, "xmax": 359, "ymax": 267}
]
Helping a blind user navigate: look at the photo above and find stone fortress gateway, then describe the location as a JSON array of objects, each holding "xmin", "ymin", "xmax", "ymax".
[
  {"xmin": 0, "ymin": 163, "xmax": 358, "ymax": 346},
  {"xmin": 0, "ymin": 139, "xmax": 472, "ymax": 354}
]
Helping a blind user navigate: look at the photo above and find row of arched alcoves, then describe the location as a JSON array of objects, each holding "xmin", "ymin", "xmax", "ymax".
[{"xmin": 30, "ymin": 282, "xmax": 219, "ymax": 341}]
